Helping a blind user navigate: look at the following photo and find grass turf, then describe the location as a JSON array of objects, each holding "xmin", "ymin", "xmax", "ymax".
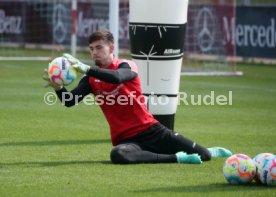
[{"xmin": 0, "ymin": 60, "xmax": 275, "ymax": 197}]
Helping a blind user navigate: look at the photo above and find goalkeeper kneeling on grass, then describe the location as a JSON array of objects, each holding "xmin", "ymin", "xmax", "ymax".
[{"xmin": 43, "ymin": 29, "xmax": 232, "ymax": 164}]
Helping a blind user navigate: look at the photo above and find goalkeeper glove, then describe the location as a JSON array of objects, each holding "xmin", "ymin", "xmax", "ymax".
[
  {"xmin": 63, "ymin": 53, "xmax": 90, "ymax": 74},
  {"xmin": 42, "ymin": 68, "xmax": 63, "ymax": 90}
]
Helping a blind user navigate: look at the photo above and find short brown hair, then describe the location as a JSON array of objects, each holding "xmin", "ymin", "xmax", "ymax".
[{"xmin": 88, "ymin": 29, "xmax": 114, "ymax": 45}]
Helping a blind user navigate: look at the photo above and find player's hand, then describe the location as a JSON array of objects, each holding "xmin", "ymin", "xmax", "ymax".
[
  {"xmin": 42, "ymin": 68, "xmax": 63, "ymax": 90},
  {"xmin": 63, "ymin": 53, "xmax": 90, "ymax": 74}
]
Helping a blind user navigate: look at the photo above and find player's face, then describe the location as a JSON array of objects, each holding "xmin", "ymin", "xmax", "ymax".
[{"xmin": 89, "ymin": 39, "xmax": 114, "ymax": 67}]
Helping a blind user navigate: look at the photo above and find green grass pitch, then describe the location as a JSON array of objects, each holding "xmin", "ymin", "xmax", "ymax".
[{"xmin": 0, "ymin": 60, "xmax": 275, "ymax": 196}]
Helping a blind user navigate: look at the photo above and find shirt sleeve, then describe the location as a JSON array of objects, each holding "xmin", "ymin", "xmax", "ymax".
[
  {"xmin": 86, "ymin": 62, "xmax": 137, "ymax": 84},
  {"xmin": 55, "ymin": 75, "xmax": 93, "ymax": 107}
]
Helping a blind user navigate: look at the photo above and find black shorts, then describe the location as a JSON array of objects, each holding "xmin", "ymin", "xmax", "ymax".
[{"xmin": 117, "ymin": 122, "xmax": 201, "ymax": 155}]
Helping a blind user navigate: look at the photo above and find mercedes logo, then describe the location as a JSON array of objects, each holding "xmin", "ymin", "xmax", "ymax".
[
  {"xmin": 195, "ymin": 7, "xmax": 215, "ymax": 52},
  {"xmin": 52, "ymin": 4, "xmax": 68, "ymax": 44}
]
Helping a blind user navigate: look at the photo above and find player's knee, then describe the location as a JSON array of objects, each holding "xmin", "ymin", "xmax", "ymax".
[
  {"xmin": 110, "ymin": 145, "xmax": 132, "ymax": 164},
  {"xmin": 110, "ymin": 146, "xmax": 124, "ymax": 164}
]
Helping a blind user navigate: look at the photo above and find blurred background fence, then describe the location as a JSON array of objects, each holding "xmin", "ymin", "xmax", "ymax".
[{"xmin": 0, "ymin": 0, "xmax": 275, "ymax": 73}]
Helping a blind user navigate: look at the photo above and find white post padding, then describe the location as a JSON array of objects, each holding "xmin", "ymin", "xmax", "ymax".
[
  {"xmin": 129, "ymin": 0, "xmax": 189, "ymax": 116},
  {"xmin": 129, "ymin": 0, "xmax": 188, "ymax": 24}
]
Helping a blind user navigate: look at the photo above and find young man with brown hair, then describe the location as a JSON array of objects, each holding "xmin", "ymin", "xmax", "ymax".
[{"xmin": 43, "ymin": 29, "xmax": 232, "ymax": 164}]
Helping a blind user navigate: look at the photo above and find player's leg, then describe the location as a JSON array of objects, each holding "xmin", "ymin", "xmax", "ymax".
[
  {"xmin": 112, "ymin": 123, "xmax": 203, "ymax": 164},
  {"xmin": 168, "ymin": 133, "xmax": 212, "ymax": 161},
  {"xmin": 110, "ymin": 123, "xmax": 232, "ymax": 164},
  {"xmin": 131, "ymin": 123, "xmax": 210, "ymax": 162},
  {"xmin": 110, "ymin": 143, "xmax": 176, "ymax": 164},
  {"xmin": 136, "ymin": 123, "xmax": 231, "ymax": 162},
  {"xmin": 160, "ymin": 129, "xmax": 232, "ymax": 161}
]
